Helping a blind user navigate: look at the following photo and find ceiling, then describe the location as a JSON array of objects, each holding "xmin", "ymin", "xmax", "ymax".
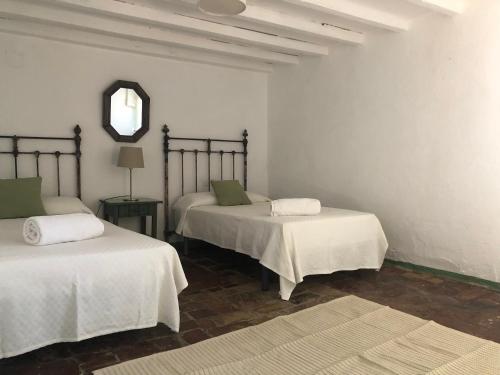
[{"xmin": 0, "ymin": 0, "xmax": 466, "ymax": 73}]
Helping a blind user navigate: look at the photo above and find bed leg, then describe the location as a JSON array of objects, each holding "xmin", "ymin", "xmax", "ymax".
[
  {"xmin": 261, "ymin": 266, "xmax": 270, "ymax": 291},
  {"xmin": 183, "ymin": 236, "xmax": 189, "ymax": 256}
]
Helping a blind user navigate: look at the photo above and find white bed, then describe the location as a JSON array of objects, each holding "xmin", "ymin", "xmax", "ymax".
[
  {"xmin": 0, "ymin": 218, "xmax": 188, "ymax": 359},
  {"xmin": 174, "ymin": 195, "xmax": 388, "ymax": 300}
]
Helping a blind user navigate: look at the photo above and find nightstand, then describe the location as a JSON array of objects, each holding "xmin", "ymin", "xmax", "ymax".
[{"xmin": 100, "ymin": 197, "xmax": 162, "ymax": 238}]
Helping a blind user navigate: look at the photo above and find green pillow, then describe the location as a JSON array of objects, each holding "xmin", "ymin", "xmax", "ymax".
[
  {"xmin": 0, "ymin": 177, "xmax": 46, "ymax": 219},
  {"xmin": 211, "ymin": 180, "xmax": 251, "ymax": 206}
]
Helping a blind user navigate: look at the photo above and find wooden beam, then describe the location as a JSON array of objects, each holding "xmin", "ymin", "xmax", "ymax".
[
  {"xmin": 403, "ymin": 0, "xmax": 465, "ymax": 15},
  {"xmin": 0, "ymin": 0, "xmax": 299, "ymax": 64},
  {"xmin": 238, "ymin": 5, "xmax": 364, "ymax": 44},
  {"xmin": 0, "ymin": 18, "xmax": 274, "ymax": 73},
  {"xmin": 41, "ymin": 0, "xmax": 328, "ymax": 56},
  {"xmin": 284, "ymin": 0, "xmax": 411, "ymax": 32}
]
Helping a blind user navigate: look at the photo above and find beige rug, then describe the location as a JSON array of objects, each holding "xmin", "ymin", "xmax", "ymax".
[{"xmin": 95, "ymin": 295, "xmax": 500, "ymax": 375}]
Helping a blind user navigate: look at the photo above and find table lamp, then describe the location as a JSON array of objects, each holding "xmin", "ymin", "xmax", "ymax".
[{"xmin": 117, "ymin": 146, "xmax": 144, "ymax": 201}]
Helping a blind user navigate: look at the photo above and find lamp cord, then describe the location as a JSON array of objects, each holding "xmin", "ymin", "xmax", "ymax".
[{"xmin": 96, "ymin": 195, "xmax": 129, "ymax": 217}]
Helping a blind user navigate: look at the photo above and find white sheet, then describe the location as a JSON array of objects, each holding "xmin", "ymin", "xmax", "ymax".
[
  {"xmin": 178, "ymin": 202, "xmax": 388, "ymax": 300},
  {"xmin": 0, "ymin": 219, "xmax": 188, "ymax": 359}
]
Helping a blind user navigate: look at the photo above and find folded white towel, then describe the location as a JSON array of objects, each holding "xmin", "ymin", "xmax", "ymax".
[
  {"xmin": 270, "ymin": 198, "xmax": 321, "ymax": 216},
  {"xmin": 23, "ymin": 213, "xmax": 104, "ymax": 246}
]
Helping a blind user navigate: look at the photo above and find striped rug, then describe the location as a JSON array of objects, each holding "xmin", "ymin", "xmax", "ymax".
[{"xmin": 95, "ymin": 295, "xmax": 500, "ymax": 375}]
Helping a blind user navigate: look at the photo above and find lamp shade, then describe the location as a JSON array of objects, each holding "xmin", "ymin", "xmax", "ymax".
[
  {"xmin": 117, "ymin": 146, "xmax": 144, "ymax": 169},
  {"xmin": 198, "ymin": 0, "xmax": 246, "ymax": 15}
]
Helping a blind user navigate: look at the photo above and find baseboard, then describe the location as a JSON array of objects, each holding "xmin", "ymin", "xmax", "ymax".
[{"xmin": 384, "ymin": 259, "xmax": 500, "ymax": 292}]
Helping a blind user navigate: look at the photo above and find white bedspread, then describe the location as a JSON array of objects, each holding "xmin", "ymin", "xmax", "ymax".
[
  {"xmin": 178, "ymin": 202, "xmax": 388, "ymax": 300},
  {"xmin": 0, "ymin": 219, "xmax": 188, "ymax": 359}
]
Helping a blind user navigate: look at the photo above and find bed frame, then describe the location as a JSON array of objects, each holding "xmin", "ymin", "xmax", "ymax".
[
  {"xmin": 162, "ymin": 124, "xmax": 248, "ymax": 237},
  {"xmin": 0, "ymin": 125, "xmax": 82, "ymax": 198},
  {"xmin": 162, "ymin": 125, "xmax": 271, "ymax": 290}
]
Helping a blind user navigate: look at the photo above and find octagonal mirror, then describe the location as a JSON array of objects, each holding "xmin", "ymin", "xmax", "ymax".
[{"xmin": 103, "ymin": 80, "xmax": 150, "ymax": 142}]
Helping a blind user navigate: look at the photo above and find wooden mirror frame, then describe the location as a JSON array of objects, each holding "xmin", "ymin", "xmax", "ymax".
[{"xmin": 102, "ymin": 80, "xmax": 150, "ymax": 143}]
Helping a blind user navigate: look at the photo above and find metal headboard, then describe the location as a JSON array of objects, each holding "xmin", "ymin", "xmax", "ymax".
[
  {"xmin": 0, "ymin": 125, "xmax": 82, "ymax": 198},
  {"xmin": 162, "ymin": 125, "xmax": 248, "ymax": 237}
]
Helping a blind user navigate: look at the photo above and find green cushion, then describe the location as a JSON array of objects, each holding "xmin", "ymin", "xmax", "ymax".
[
  {"xmin": 211, "ymin": 180, "xmax": 251, "ymax": 206},
  {"xmin": 0, "ymin": 177, "xmax": 46, "ymax": 219}
]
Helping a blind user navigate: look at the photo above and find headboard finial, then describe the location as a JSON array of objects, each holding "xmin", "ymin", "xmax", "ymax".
[
  {"xmin": 162, "ymin": 124, "xmax": 170, "ymax": 135},
  {"xmin": 74, "ymin": 124, "xmax": 81, "ymax": 136},
  {"xmin": 243, "ymin": 129, "xmax": 248, "ymax": 138},
  {"xmin": 74, "ymin": 124, "xmax": 82, "ymax": 157},
  {"xmin": 163, "ymin": 124, "xmax": 170, "ymax": 158}
]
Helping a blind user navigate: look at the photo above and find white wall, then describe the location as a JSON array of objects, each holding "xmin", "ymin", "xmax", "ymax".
[
  {"xmin": 269, "ymin": 0, "xmax": 500, "ymax": 283},
  {"xmin": 0, "ymin": 32, "xmax": 268, "ymax": 236}
]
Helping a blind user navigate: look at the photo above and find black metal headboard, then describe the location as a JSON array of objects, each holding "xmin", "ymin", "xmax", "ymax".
[
  {"xmin": 0, "ymin": 125, "xmax": 82, "ymax": 198},
  {"xmin": 162, "ymin": 125, "xmax": 248, "ymax": 237}
]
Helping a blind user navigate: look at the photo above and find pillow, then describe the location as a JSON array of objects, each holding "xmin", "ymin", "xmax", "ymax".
[
  {"xmin": 0, "ymin": 177, "xmax": 46, "ymax": 219},
  {"xmin": 173, "ymin": 192, "xmax": 217, "ymax": 212},
  {"xmin": 172, "ymin": 191, "xmax": 269, "ymax": 212},
  {"xmin": 172, "ymin": 192, "xmax": 218, "ymax": 234},
  {"xmin": 42, "ymin": 196, "xmax": 93, "ymax": 215},
  {"xmin": 172, "ymin": 191, "xmax": 269, "ymax": 234},
  {"xmin": 246, "ymin": 192, "xmax": 271, "ymax": 203},
  {"xmin": 210, "ymin": 180, "xmax": 251, "ymax": 206}
]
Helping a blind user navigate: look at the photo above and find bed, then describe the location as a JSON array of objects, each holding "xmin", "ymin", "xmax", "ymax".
[
  {"xmin": 162, "ymin": 126, "xmax": 388, "ymax": 300},
  {"xmin": 0, "ymin": 126, "xmax": 187, "ymax": 359}
]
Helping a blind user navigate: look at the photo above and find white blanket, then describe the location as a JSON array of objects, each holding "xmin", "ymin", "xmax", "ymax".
[
  {"xmin": 271, "ymin": 198, "xmax": 321, "ymax": 216},
  {"xmin": 23, "ymin": 213, "xmax": 104, "ymax": 245},
  {"xmin": 176, "ymin": 202, "xmax": 388, "ymax": 300},
  {"xmin": 0, "ymin": 219, "xmax": 188, "ymax": 359}
]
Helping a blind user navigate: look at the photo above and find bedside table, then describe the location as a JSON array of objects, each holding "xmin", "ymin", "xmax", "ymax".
[{"xmin": 100, "ymin": 197, "xmax": 162, "ymax": 238}]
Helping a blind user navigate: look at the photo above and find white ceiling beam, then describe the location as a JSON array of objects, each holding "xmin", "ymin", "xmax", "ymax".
[
  {"xmin": 40, "ymin": 0, "xmax": 328, "ymax": 56},
  {"xmin": 284, "ymin": 0, "xmax": 411, "ymax": 32},
  {"xmin": 238, "ymin": 5, "xmax": 364, "ymax": 44},
  {"xmin": 403, "ymin": 0, "xmax": 465, "ymax": 15},
  {"xmin": 0, "ymin": 18, "xmax": 273, "ymax": 73},
  {"xmin": 165, "ymin": 0, "xmax": 363, "ymax": 44},
  {"xmin": 0, "ymin": 0, "xmax": 299, "ymax": 65}
]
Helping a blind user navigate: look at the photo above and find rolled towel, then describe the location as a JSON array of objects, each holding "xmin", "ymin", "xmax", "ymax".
[
  {"xmin": 23, "ymin": 213, "xmax": 104, "ymax": 246},
  {"xmin": 271, "ymin": 198, "xmax": 321, "ymax": 216}
]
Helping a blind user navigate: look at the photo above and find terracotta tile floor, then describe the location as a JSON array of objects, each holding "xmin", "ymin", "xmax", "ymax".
[{"xmin": 1, "ymin": 242, "xmax": 499, "ymax": 375}]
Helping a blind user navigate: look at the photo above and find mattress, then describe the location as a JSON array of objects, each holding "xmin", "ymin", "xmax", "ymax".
[
  {"xmin": 0, "ymin": 218, "xmax": 188, "ymax": 359},
  {"xmin": 178, "ymin": 202, "xmax": 388, "ymax": 300}
]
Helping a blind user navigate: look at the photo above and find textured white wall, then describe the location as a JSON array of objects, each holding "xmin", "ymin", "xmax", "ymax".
[
  {"xmin": 0, "ymin": 32, "xmax": 268, "ymax": 236},
  {"xmin": 269, "ymin": 0, "xmax": 500, "ymax": 282}
]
